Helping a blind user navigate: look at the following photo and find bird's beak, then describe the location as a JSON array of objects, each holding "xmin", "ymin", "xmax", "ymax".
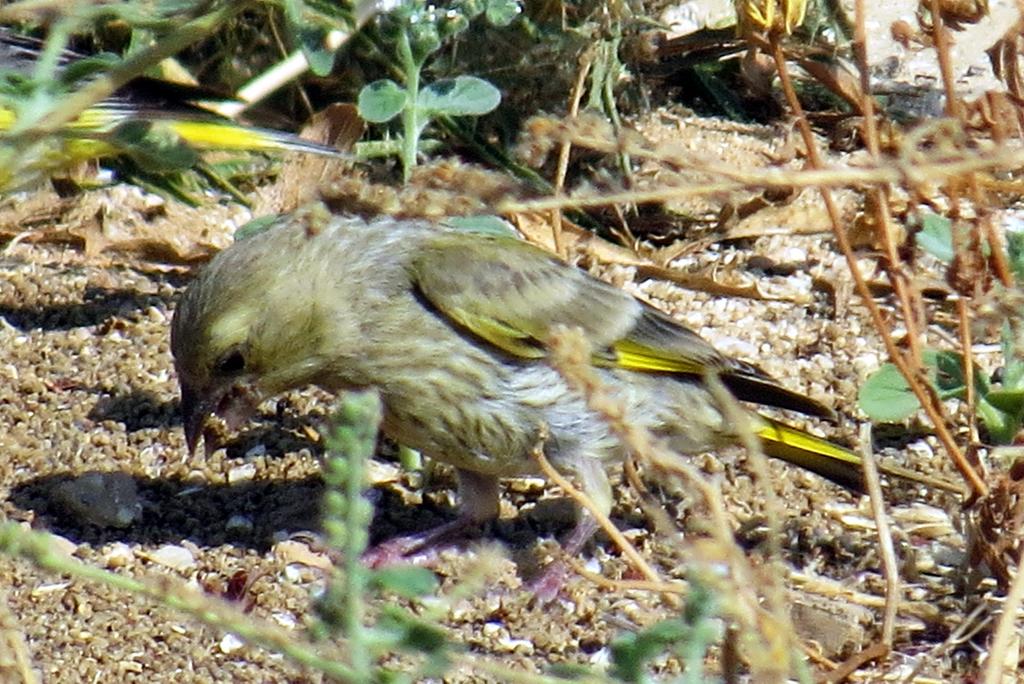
[
  {"xmin": 179, "ymin": 380, "xmax": 261, "ymax": 455},
  {"xmin": 180, "ymin": 382, "xmax": 216, "ymax": 455}
]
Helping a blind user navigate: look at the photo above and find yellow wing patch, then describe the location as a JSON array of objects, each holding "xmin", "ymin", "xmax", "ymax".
[
  {"xmin": 444, "ymin": 307, "xmax": 547, "ymax": 359},
  {"xmin": 611, "ymin": 339, "xmax": 706, "ymax": 374}
]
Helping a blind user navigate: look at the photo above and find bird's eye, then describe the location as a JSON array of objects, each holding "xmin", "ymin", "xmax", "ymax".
[{"xmin": 213, "ymin": 349, "xmax": 246, "ymax": 375}]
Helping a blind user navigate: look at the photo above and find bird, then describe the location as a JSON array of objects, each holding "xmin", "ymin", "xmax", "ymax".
[
  {"xmin": 170, "ymin": 203, "xmax": 960, "ymax": 585},
  {"xmin": 0, "ymin": 28, "xmax": 340, "ymax": 191}
]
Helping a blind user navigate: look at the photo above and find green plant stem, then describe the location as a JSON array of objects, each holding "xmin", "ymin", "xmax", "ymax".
[
  {"xmin": 316, "ymin": 390, "xmax": 382, "ymax": 676},
  {"xmin": 31, "ymin": 16, "xmax": 74, "ymax": 87},
  {"xmin": 0, "ymin": 522, "xmax": 357, "ymax": 680},
  {"xmin": 340, "ymin": 392, "xmax": 381, "ymax": 677},
  {"xmin": 398, "ymin": 444, "xmax": 422, "ymax": 471},
  {"xmin": 397, "ymin": 26, "xmax": 421, "ymax": 183}
]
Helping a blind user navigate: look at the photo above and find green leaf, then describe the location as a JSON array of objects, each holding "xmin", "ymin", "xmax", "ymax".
[
  {"xmin": 108, "ymin": 120, "xmax": 199, "ymax": 172},
  {"xmin": 437, "ymin": 12, "xmax": 471, "ymax": 41},
  {"xmin": 485, "ymin": 0, "xmax": 523, "ymax": 26},
  {"xmin": 282, "ymin": 0, "xmax": 339, "ymax": 76},
  {"xmin": 378, "ymin": 606, "xmax": 450, "ymax": 655},
  {"xmin": 298, "ymin": 28, "xmax": 338, "ymax": 76},
  {"xmin": 60, "ymin": 53, "xmax": 121, "ymax": 86},
  {"xmin": 358, "ymin": 80, "xmax": 407, "ymax": 123},
  {"xmin": 859, "ymin": 363, "xmax": 927, "ymax": 422},
  {"xmin": 985, "ymin": 388, "xmax": 1024, "ymax": 416},
  {"xmin": 417, "ymin": 76, "xmax": 501, "ymax": 117},
  {"xmin": 1002, "ymin": 320, "xmax": 1024, "ymax": 390},
  {"xmin": 977, "ymin": 394, "xmax": 1021, "ymax": 445},
  {"xmin": 931, "ymin": 349, "xmax": 974, "ymax": 395},
  {"xmin": 861, "ymin": 347, "xmax": 1024, "ymax": 443},
  {"xmin": 610, "ymin": 619, "xmax": 689, "ymax": 682},
  {"xmin": 916, "ymin": 212, "xmax": 954, "ymax": 263},
  {"xmin": 370, "ymin": 566, "xmax": 439, "ymax": 598},
  {"xmin": 858, "ymin": 350, "xmax": 968, "ymax": 422},
  {"xmin": 608, "ymin": 581, "xmax": 720, "ymax": 683},
  {"xmin": 458, "ymin": 0, "xmax": 486, "ymax": 21},
  {"xmin": 407, "ymin": 16, "xmax": 442, "ymax": 62},
  {"xmin": 1006, "ymin": 227, "xmax": 1024, "ymax": 283},
  {"xmin": 234, "ymin": 214, "xmax": 282, "ymax": 241},
  {"xmin": 442, "ymin": 215, "xmax": 518, "ymax": 237}
]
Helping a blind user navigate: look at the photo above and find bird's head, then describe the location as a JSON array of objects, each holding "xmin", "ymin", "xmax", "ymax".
[{"xmin": 170, "ymin": 224, "xmax": 331, "ymax": 454}]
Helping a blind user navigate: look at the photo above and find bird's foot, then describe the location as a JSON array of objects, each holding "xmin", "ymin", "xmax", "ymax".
[
  {"xmin": 526, "ymin": 515, "xmax": 599, "ymax": 603},
  {"xmin": 361, "ymin": 516, "xmax": 480, "ymax": 568},
  {"xmin": 527, "ymin": 559, "xmax": 569, "ymax": 603}
]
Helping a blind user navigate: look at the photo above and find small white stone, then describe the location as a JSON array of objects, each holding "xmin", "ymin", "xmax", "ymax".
[
  {"xmin": 282, "ymin": 564, "xmax": 302, "ymax": 582},
  {"xmin": 47, "ymin": 533, "xmax": 80, "ymax": 557},
  {"xmin": 780, "ymin": 246, "xmax": 808, "ymax": 262},
  {"xmin": 148, "ymin": 544, "xmax": 195, "ymax": 571},
  {"xmin": 219, "ymin": 633, "xmax": 245, "ymax": 654},
  {"xmin": 32, "ymin": 582, "xmax": 71, "ymax": 596},
  {"xmin": 589, "ymin": 646, "xmax": 611, "ymax": 667},
  {"xmin": 497, "ymin": 635, "xmax": 535, "ymax": 655},
  {"xmin": 225, "ymin": 515, "xmax": 254, "ymax": 534},
  {"xmin": 367, "ymin": 459, "xmax": 401, "ymax": 484},
  {"xmin": 273, "ymin": 539, "xmax": 332, "ymax": 569},
  {"xmin": 448, "ymin": 599, "xmax": 474, "ymax": 621},
  {"xmin": 227, "ymin": 463, "xmax": 257, "ymax": 483},
  {"xmin": 102, "ymin": 542, "xmax": 134, "ymax": 568},
  {"xmin": 271, "ymin": 612, "xmax": 298, "ymax": 629},
  {"xmin": 507, "ymin": 477, "xmax": 547, "ymax": 493},
  {"xmin": 482, "ymin": 622, "xmax": 504, "ymax": 638}
]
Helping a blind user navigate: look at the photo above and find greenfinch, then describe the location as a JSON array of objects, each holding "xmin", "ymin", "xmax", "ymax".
[
  {"xmin": 0, "ymin": 28, "xmax": 339, "ymax": 190},
  {"xmin": 171, "ymin": 204, "xmax": 957, "ymax": 572}
]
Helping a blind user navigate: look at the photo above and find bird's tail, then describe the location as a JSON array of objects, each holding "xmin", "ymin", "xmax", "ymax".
[
  {"xmin": 754, "ymin": 417, "xmax": 963, "ymax": 494},
  {"xmin": 109, "ymin": 108, "xmax": 345, "ymax": 157},
  {"xmin": 0, "ymin": 102, "xmax": 343, "ymax": 192},
  {"xmin": 0, "ymin": 27, "xmax": 343, "ymax": 161},
  {"xmin": 0, "ymin": 103, "xmax": 343, "ymax": 158}
]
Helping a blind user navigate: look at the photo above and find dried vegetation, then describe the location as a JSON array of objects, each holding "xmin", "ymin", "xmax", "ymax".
[{"xmin": 3, "ymin": 0, "xmax": 1024, "ymax": 681}]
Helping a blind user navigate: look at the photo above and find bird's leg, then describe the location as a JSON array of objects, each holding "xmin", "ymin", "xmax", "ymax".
[
  {"xmin": 529, "ymin": 456, "xmax": 612, "ymax": 602},
  {"xmin": 362, "ymin": 468, "xmax": 501, "ymax": 567},
  {"xmin": 528, "ymin": 514, "xmax": 600, "ymax": 601}
]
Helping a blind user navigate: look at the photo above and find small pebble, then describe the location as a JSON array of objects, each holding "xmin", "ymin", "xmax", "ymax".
[
  {"xmin": 52, "ymin": 471, "xmax": 142, "ymax": 528},
  {"xmin": 102, "ymin": 542, "xmax": 135, "ymax": 569},
  {"xmin": 219, "ymin": 633, "xmax": 245, "ymax": 654},
  {"xmin": 147, "ymin": 544, "xmax": 196, "ymax": 571},
  {"xmin": 225, "ymin": 514, "xmax": 254, "ymax": 534},
  {"xmin": 227, "ymin": 463, "xmax": 257, "ymax": 483}
]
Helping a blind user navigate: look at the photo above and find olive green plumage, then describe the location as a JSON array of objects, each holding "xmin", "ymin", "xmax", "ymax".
[{"xmin": 171, "ymin": 203, "xmax": 955, "ymax": 541}]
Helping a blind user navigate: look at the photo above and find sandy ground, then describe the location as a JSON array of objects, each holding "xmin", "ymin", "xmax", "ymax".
[
  {"xmin": 0, "ymin": 168, "xmax": 971, "ymax": 680},
  {"xmin": 1, "ymin": 0, "xmax": 1015, "ymax": 677}
]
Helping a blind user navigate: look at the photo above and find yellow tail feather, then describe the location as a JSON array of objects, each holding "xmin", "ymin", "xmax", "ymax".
[
  {"xmin": 755, "ymin": 418, "xmax": 963, "ymax": 494},
  {"xmin": 0, "ymin": 105, "xmax": 343, "ymax": 161}
]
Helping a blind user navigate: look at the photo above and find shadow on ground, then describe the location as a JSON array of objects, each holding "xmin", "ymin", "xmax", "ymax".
[
  {"xmin": 0, "ymin": 284, "xmax": 180, "ymax": 331},
  {"xmin": 8, "ymin": 470, "xmax": 478, "ymax": 554}
]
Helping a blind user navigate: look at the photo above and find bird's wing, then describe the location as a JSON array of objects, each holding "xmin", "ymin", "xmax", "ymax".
[
  {"xmin": 614, "ymin": 305, "xmax": 835, "ymax": 418},
  {"xmin": 410, "ymin": 232, "xmax": 730, "ymax": 369},
  {"xmin": 409, "ymin": 232, "xmax": 645, "ymax": 359},
  {"xmin": 409, "ymin": 232, "xmax": 830, "ymax": 415},
  {"xmin": 409, "ymin": 230, "xmax": 965, "ymax": 495}
]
